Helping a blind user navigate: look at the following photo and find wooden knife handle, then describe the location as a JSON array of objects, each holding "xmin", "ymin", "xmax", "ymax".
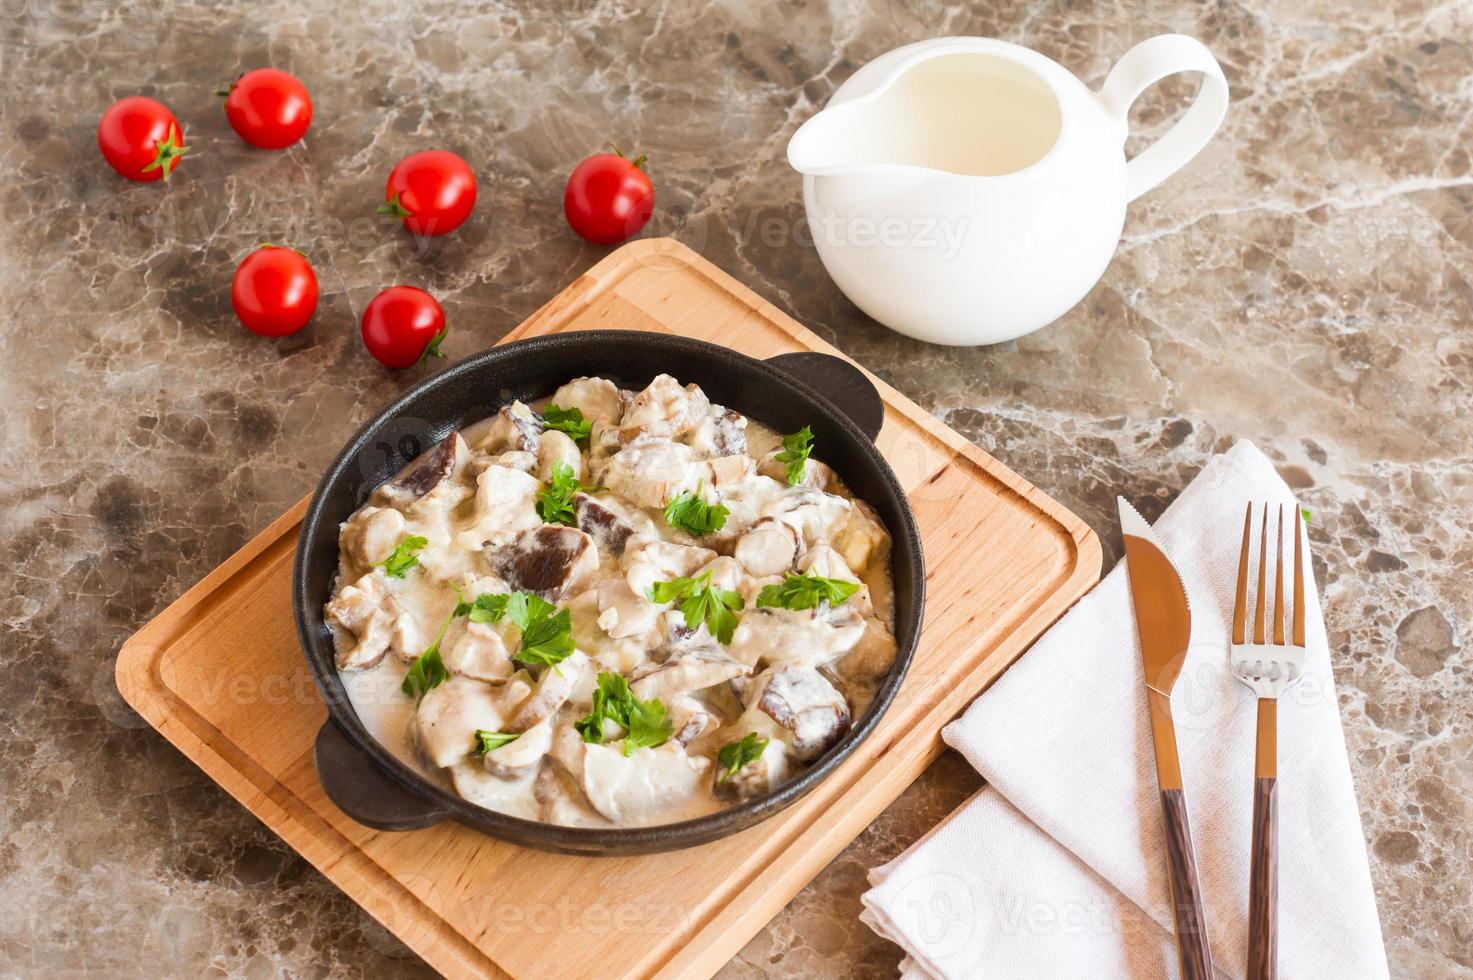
[
  {"xmin": 1159, "ymin": 788, "xmax": 1214, "ymax": 980},
  {"xmin": 1249, "ymin": 698, "xmax": 1279, "ymax": 979}
]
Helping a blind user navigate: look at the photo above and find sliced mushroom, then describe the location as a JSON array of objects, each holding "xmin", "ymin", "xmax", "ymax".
[
  {"xmin": 378, "ymin": 432, "xmax": 471, "ymax": 510},
  {"xmin": 474, "ymin": 401, "xmax": 544, "ymax": 454},
  {"xmin": 535, "ymin": 762, "xmax": 609, "ymax": 827},
  {"xmin": 441, "ymin": 620, "xmax": 515, "ymax": 682},
  {"xmin": 762, "ymin": 487, "xmax": 852, "ymax": 548},
  {"xmin": 488, "ymin": 525, "xmax": 599, "ymax": 600},
  {"xmin": 726, "ymin": 602, "xmax": 865, "ymax": 669},
  {"xmin": 535, "ymin": 429, "xmax": 583, "ymax": 482},
  {"xmin": 579, "ymin": 742, "xmax": 711, "ymax": 823},
  {"xmin": 325, "ymin": 570, "xmax": 399, "ymax": 670},
  {"xmin": 628, "ymin": 646, "xmax": 751, "ymax": 702},
  {"xmin": 413, "ymin": 677, "xmax": 509, "ymax": 768},
  {"xmin": 459, "ymin": 465, "xmax": 541, "ymax": 549},
  {"xmin": 338, "ymin": 505, "xmax": 407, "ymax": 572},
  {"xmin": 758, "ymin": 449, "xmax": 835, "ymax": 490},
  {"xmin": 667, "ymin": 695, "xmax": 724, "ymax": 750},
  {"xmin": 733, "ymin": 517, "xmax": 800, "ymax": 576},
  {"xmin": 576, "ymin": 492, "xmax": 657, "ymax": 559},
  {"xmin": 834, "ymin": 497, "xmax": 891, "ymax": 573},
  {"xmin": 481, "ymin": 718, "xmax": 555, "ymax": 778},
  {"xmin": 834, "ymin": 617, "xmax": 899, "ymax": 684},
  {"xmin": 509, "ymin": 650, "xmax": 589, "ymax": 730},
  {"xmin": 549, "ymin": 377, "xmax": 625, "ymax": 425},
  {"xmin": 618, "ymin": 374, "xmax": 710, "ymax": 443},
  {"xmin": 713, "ymin": 737, "xmax": 791, "ymax": 802},
  {"xmin": 625, "ymin": 540, "xmax": 718, "ymax": 579},
  {"xmin": 602, "ymin": 437, "xmax": 699, "ymax": 509},
  {"xmin": 687, "ymin": 407, "xmax": 748, "ymax": 457},
  {"xmin": 797, "ymin": 543, "xmax": 872, "ymax": 616},
  {"xmin": 448, "ymin": 760, "xmax": 541, "ymax": 820},
  {"xmin": 567, "ymin": 590, "xmax": 653, "ymax": 671},
  {"xmin": 696, "ymin": 555, "xmax": 744, "ymax": 594},
  {"xmin": 739, "ymin": 665, "xmax": 851, "ymax": 762},
  {"xmin": 595, "ymin": 578, "xmax": 661, "ymax": 639},
  {"xmin": 702, "ymin": 453, "xmax": 754, "ymax": 488},
  {"xmin": 585, "ymin": 417, "xmax": 624, "ymax": 481},
  {"xmin": 492, "ymin": 450, "xmax": 538, "ymax": 474}
]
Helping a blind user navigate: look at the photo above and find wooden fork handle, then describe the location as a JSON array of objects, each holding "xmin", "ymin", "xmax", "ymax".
[
  {"xmin": 1249, "ymin": 698, "xmax": 1279, "ymax": 980},
  {"xmin": 1159, "ymin": 788, "xmax": 1214, "ymax": 980}
]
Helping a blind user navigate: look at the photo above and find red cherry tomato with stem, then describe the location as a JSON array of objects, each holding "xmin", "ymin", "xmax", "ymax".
[
  {"xmin": 377, "ymin": 151, "xmax": 477, "ymax": 237},
  {"xmin": 563, "ymin": 147, "xmax": 655, "ymax": 244},
  {"xmin": 219, "ymin": 69, "xmax": 313, "ymax": 149},
  {"xmin": 232, "ymin": 245, "xmax": 319, "ymax": 337},
  {"xmin": 97, "ymin": 97, "xmax": 190, "ymax": 182},
  {"xmin": 361, "ymin": 286, "xmax": 447, "ymax": 369}
]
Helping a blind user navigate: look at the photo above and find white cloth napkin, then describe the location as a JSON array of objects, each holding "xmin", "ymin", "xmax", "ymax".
[{"xmin": 861, "ymin": 442, "xmax": 1387, "ymax": 978}]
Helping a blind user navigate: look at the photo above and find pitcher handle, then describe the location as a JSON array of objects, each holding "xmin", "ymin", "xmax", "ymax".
[{"xmin": 1099, "ymin": 34, "xmax": 1229, "ymax": 203}]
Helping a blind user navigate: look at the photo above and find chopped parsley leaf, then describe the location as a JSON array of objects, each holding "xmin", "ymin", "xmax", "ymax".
[
  {"xmin": 755, "ymin": 572, "xmax": 861, "ymax": 611},
  {"xmin": 664, "ymin": 483, "xmax": 729, "ymax": 536},
  {"xmin": 574, "ymin": 671, "xmax": 673, "ymax": 756},
  {"xmin": 536, "ymin": 460, "xmax": 602, "ymax": 526},
  {"xmin": 774, "ymin": 426, "xmax": 814, "ymax": 486},
  {"xmin": 541, "ymin": 404, "xmax": 592, "ymax": 446},
  {"xmin": 717, "ymin": 732, "xmax": 770, "ymax": 782},
  {"xmin": 649, "ymin": 570, "xmax": 744, "ymax": 644},
  {"xmin": 376, "ymin": 534, "xmax": 428, "ymax": 578},
  {"xmin": 474, "ymin": 730, "xmax": 520, "ymax": 753}
]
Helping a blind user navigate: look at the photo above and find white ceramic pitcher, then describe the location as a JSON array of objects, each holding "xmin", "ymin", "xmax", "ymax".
[{"xmin": 787, "ymin": 35, "xmax": 1228, "ymax": 345}]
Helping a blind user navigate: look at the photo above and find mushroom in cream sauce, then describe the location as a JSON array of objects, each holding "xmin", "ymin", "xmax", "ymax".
[{"xmin": 326, "ymin": 374, "xmax": 897, "ymax": 827}]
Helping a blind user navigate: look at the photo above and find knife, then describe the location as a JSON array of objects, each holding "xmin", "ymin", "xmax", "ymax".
[{"xmin": 1118, "ymin": 498, "xmax": 1214, "ymax": 980}]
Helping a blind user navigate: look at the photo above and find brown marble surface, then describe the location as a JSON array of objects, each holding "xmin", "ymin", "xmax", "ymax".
[{"xmin": 2, "ymin": 0, "xmax": 1469, "ymax": 976}]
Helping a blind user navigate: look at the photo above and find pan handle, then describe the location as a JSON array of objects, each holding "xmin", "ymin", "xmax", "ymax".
[
  {"xmin": 314, "ymin": 720, "xmax": 450, "ymax": 831},
  {"xmin": 765, "ymin": 352, "xmax": 885, "ymax": 442}
]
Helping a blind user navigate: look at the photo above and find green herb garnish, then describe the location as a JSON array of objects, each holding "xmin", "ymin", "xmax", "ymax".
[
  {"xmin": 514, "ymin": 605, "xmax": 575, "ymax": 669},
  {"xmin": 474, "ymin": 730, "xmax": 520, "ymax": 754},
  {"xmin": 541, "ymin": 404, "xmax": 591, "ymax": 446},
  {"xmin": 456, "ymin": 589, "xmax": 574, "ymax": 668},
  {"xmin": 774, "ymin": 426, "xmax": 814, "ymax": 486},
  {"xmin": 1300, "ymin": 506, "xmax": 1313, "ymax": 524},
  {"xmin": 377, "ymin": 534, "xmax": 428, "ymax": 578},
  {"xmin": 466, "ymin": 592, "xmax": 510, "ymax": 624},
  {"xmin": 574, "ymin": 672, "xmax": 673, "ymax": 756},
  {"xmin": 649, "ymin": 570, "xmax": 744, "ymax": 644},
  {"xmin": 717, "ymin": 732, "xmax": 770, "ymax": 782},
  {"xmin": 401, "ymin": 586, "xmax": 464, "ymax": 698},
  {"xmin": 756, "ymin": 572, "xmax": 861, "ymax": 611},
  {"xmin": 664, "ymin": 482, "xmax": 729, "ymax": 536},
  {"xmin": 536, "ymin": 460, "xmax": 602, "ymax": 526}
]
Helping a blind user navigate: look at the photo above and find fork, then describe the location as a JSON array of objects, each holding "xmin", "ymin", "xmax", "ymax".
[{"xmin": 1230, "ymin": 503, "xmax": 1307, "ymax": 980}]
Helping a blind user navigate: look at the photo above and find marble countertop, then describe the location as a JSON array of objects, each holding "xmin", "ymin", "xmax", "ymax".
[{"xmin": 3, "ymin": 1, "xmax": 1469, "ymax": 976}]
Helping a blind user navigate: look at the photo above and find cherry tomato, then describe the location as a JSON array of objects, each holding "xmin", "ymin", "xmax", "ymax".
[
  {"xmin": 219, "ymin": 68, "xmax": 313, "ymax": 149},
  {"xmin": 231, "ymin": 246, "xmax": 319, "ymax": 337},
  {"xmin": 563, "ymin": 149, "xmax": 654, "ymax": 244},
  {"xmin": 97, "ymin": 97, "xmax": 189, "ymax": 182},
  {"xmin": 361, "ymin": 286, "xmax": 447, "ymax": 369},
  {"xmin": 378, "ymin": 151, "xmax": 477, "ymax": 236}
]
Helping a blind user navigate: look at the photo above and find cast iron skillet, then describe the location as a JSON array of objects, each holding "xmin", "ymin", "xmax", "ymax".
[{"xmin": 293, "ymin": 330, "xmax": 924, "ymax": 855}]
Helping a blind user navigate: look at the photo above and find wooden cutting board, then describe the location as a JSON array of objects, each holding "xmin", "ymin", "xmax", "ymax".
[{"xmin": 116, "ymin": 237, "xmax": 1101, "ymax": 979}]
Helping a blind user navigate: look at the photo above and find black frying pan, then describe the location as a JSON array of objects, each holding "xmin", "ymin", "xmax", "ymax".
[{"xmin": 293, "ymin": 330, "xmax": 924, "ymax": 855}]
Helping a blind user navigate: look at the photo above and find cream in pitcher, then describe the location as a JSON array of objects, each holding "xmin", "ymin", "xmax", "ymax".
[{"xmin": 787, "ymin": 36, "xmax": 1228, "ymax": 346}]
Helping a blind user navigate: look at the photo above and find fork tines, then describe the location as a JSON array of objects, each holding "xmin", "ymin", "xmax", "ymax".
[{"xmin": 1231, "ymin": 503, "xmax": 1307, "ymax": 685}]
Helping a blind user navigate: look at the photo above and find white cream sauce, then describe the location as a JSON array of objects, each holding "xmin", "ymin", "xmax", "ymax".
[{"xmin": 326, "ymin": 374, "xmax": 897, "ymax": 828}]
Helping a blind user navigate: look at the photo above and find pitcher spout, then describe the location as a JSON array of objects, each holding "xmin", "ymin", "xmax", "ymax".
[{"xmin": 786, "ymin": 103, "xmax": 873, "ymax": 177}]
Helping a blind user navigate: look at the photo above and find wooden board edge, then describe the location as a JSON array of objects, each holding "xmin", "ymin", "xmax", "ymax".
[{"xmin": 113, "ymin": 235, "xmax": 1107, "ymax": 980}]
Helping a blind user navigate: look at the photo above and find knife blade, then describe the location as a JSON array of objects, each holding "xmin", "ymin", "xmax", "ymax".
[{"xmin": 1118, "ymin": 498, "xmax": 1214, "ymax": 980}]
